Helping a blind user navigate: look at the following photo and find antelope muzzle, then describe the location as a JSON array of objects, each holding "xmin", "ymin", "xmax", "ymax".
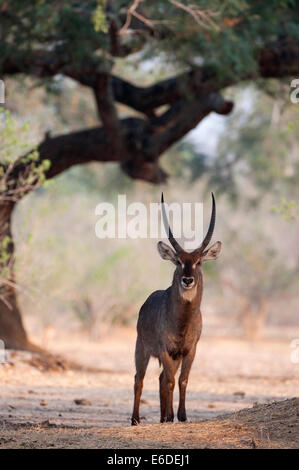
[{"xmin": 181, "ymin": 276, "xmax": 195, "ymax": 289}]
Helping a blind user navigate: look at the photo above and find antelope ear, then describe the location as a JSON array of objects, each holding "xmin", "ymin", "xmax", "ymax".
[
  {"xmin": 157, "ymin": 241, "xmax": 177, "ymax": 263},
  {"xmin": 201, "ymin": 241, "xmax": 222, "ymax": 263}
]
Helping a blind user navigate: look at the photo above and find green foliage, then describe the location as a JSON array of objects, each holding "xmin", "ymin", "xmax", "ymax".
[
  {"xmin": 0, "ymin": 235, "xmax": 12, "ymax": 264},
  {"xmin": 0, "ymin": 107, "xmax": 52, "ymax": 291},
  {"xmin": 0, "ymin": 107, "xmax": 50, "ymax": 199},
  {"xmin": 271, "ymin": 197, "xmax": 296, "ymax": 221},
  {"xmin": 0, "ymin": 108, "xmax": 31, "ymax": 164},
  {"xmin": 0, "ymin": 234, "xmax": 13, "ymax": 286},
  {"xmin": 92, "ymin": 0, "xmax": 108, "ymax": 33},
  {"xmin": 1, "ymin": 1, "xmax": 298, "ymax": 82},
  {"xmin": 133, "ymin": 0, "xmax": 299, "ymax": 79}
]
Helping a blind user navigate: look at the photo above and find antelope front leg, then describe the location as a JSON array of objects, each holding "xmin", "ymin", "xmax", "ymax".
[
  {"xmin": 160, "ymin": 353, "xmax": 178, "ymax": 422},
  {"xmin": 177, "ymin": 348, "xmax": 196, "ymax": 422}
]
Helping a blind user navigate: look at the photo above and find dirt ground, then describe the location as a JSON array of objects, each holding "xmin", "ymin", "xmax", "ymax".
[{"xmin": 0, "ymin": 327, "xmax": 298, "ymax": 448}]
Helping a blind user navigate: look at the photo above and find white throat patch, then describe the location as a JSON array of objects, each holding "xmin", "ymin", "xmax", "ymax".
[{"xmin": 179, "ymin": 285, "xmax": 197, "ymax": 302}]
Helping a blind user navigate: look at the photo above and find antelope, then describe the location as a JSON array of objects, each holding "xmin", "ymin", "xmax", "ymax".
[{"xmin": 131, "ymin": 193, "xmax": 221, "ymax": 425}]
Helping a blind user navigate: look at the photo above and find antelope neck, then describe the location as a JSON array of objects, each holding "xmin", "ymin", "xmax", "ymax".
[{"xmin": 170, "ymin": 278, "xmax": 202, "ymax": 317}]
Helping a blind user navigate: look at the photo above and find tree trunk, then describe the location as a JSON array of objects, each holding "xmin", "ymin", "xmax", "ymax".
[{"xmin": 0, "ymin": 202, "xmax": 34, "ymax": 350}]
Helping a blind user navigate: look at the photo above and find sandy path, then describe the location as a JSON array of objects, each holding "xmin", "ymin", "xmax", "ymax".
[{"xmin": 0, "ymin": 328, "xmax": 298, "ymax": 448}]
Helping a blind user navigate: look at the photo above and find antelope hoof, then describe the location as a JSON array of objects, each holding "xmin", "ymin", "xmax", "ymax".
[
  {"xmin": 178, "ymin": 410, "xmax": 187, "ymax": 422},
  {"xmin": 178, "ymin": 414, "xmax": 187, "ymax": 422},
  {"xmin": 131, "ymin": 417, "xmax": 140, "ymax": 426}
]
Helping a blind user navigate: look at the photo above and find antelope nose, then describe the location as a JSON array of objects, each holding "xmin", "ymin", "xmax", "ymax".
[{"xmin": 182, "ymin": 277, "xmax": 194, "ymax": 286}]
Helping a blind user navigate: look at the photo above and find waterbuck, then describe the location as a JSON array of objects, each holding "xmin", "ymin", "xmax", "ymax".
[{"xmin": 131, "ymin": 193, "xmax": 221, "ymax": 425}]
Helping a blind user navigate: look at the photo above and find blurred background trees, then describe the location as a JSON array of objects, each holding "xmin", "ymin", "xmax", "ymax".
[
  {"xmin": 9, "ymin": 79, "xmax": 299, "ymax": 343},
  {"xmin": 1, "ymin": 1, "xmax": 299, "ymax": 348}
]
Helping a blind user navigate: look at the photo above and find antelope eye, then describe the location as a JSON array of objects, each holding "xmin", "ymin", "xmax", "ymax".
[
  {"xmin": 177, "ymin": 259, "xmax": 183, "ymax": 266},
  {"xmin": 196, "ymin": 261, "xmax": 201, "ymax": 266}
]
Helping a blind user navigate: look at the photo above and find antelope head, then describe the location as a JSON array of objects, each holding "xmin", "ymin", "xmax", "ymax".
[{"xmin": 158, "ymin": 193, "xmax": 221, "ymax": 294}]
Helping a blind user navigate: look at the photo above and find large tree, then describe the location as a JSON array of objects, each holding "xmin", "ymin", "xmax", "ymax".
[{"xmin": 1, "ymin": 0, "xmax": 299, "ymax": 350}]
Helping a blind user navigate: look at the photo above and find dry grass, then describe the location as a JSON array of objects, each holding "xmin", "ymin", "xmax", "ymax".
[{"xmin": 0, "ymin": 399, "xmax": 297, "ymax": 448}]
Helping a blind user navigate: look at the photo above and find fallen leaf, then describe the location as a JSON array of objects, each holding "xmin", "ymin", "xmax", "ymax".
[{"xmin": 74, "ymin": 398, "xmax": 92, "ymax": 406}]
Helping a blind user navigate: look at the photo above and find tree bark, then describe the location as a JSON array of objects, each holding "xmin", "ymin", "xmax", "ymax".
[{"xmin": 0, "ymin": 203, "xmax": 34, "ymax": 350}]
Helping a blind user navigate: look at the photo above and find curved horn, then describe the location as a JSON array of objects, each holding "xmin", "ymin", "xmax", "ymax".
[
  {"xmin": 193, "ymin": 192, "xmax": 216, "ymax": 254},
  {"xmin": 161, "ymin": 193, "xmax": 183, "ymax": 253}
]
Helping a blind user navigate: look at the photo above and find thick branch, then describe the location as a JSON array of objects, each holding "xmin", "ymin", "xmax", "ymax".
[
  {"xmin": 3, "ymin": 118, "xmax": 160, "ymax": 189},
  {"xmin": 110, "ymin": 39, "xmax": 299, "ymax": 114},
  {"xmin": 1, "ymin": 37, "xmax": 298, "ymax": 189},
  {"xmin": 2, "ymin": 39, "xmax": 299, "ymax": 118},
  {"xmin": 119, "ymin": 92, "xmax": 233, "ymax": 180},
  {"xmin": 93, "ymin": 73, "xmax": 126, "ymax": 158},
  {"xmin": 258, "ymin": 39, "xmax": 299, "ymax": 78},
  {"xmin": 2, "ymin": 90, "xmax": 232, "ymax": 191},
  {"xmin": 147, "ymin": 93, "xmax": 233, "ymax": 157}
]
